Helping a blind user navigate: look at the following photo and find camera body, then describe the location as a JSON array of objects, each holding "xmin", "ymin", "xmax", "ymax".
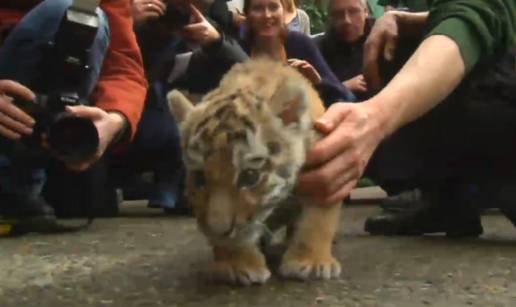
[
  {"xmin": 160, "ymin": 4, "xmax": 192, "ymax": 28},
  {"xmin": 12, "ymin": 3, "xmax": 101, "ymax": 163},
  {"xmin": 15, "ymin": 93, "xmax": 99, "ymax": 164}
]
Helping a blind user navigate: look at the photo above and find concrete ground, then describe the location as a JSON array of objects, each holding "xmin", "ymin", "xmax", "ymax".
[{"xmin": 1, "ymin": 188, "xmax": 516, "ymax": 307}]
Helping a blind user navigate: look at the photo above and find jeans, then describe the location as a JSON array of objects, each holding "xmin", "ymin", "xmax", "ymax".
[{"xmin": 0, "ymin": 0, "xmax": 110, "ymax": 199}]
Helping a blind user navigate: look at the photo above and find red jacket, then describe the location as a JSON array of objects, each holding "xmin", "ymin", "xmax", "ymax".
[
  {"xmin": 92, "ymin": 1, "xmax": 148, "ymax": 141},
  {"xmin": 0, "ymin": 0, "xmax": 148, "ymax": 141}
]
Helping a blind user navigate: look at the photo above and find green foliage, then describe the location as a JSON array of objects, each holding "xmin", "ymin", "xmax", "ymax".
[{"xmin": 301, "ymin": 1, "xmax": 329, "ymax": 34}]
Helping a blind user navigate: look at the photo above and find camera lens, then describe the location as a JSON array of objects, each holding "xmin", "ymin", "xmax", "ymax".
[{"xmin": 48, "ymin": 113, "xmax": 99, "ymax": 163}]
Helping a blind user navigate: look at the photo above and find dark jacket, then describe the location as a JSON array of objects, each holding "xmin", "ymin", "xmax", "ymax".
[
  {"xmin": 136, "ymin": 24, "xmax": 248, "ymax": 104},
  {"xmin": 241, "ymin": 31, "xmax": 356, "ymax": 105},
  {"xmin": 314, "ymin": 19, "xmax": 374, "ymax": 99},
  {"xmin": 315, "ymin": 18, "xmax": 374, "ymax": 99}
]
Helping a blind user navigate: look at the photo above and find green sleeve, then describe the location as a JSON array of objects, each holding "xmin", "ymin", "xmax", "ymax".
[
  {"xmin": 377, "ymin": 0, "xmax": 393, "ymax": 6},
  {"xmin": 425, "ymin": 0, "xmax": 516, "ymax": 73}
]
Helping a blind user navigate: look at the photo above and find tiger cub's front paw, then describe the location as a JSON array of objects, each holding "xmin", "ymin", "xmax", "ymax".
[
  {"xmin": 207, "ymin": 260, "xmax": 271, "ymax": 286},
  {"xmin": 279, "ymin": 251, "xmax": 341, "ymax": 280}
]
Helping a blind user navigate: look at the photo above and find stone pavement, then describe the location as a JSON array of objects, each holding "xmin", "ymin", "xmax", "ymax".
[{"xmin": 1, "ymin": 188, "xmax": 516, "ymax": 307}]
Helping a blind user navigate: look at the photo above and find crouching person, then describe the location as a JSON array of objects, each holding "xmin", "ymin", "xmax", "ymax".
[{"xmin": 0, "ymin": 0, "xmax": 147, "ymax": 233}]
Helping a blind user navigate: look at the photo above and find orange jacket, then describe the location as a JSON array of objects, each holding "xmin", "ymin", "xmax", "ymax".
[
  {"xmin": 0, "ymin": 0, "xmax": 148, "ymax": 141},
  {"xmin": 94, "ymin": 0, "xmax": 148, "ymax": 141}
]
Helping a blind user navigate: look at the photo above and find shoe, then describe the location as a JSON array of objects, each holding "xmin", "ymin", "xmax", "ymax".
[
  {"xmin": 493, "ymin": 181, "xmax": 516, "ymax": 226},
  {"xmin": 120, "ymin": 174, "xmax": 153, "ymax": 201},
  {"xmin": 0, "ymin": 194, "xmax": 59, "ymax": 235},
  {"xmin": 151, "ymin": 191, "xmax": 192, "ymax": 216},
  {"xmin": 380, "ymin": 188, "xmax": 422, "ymax": 213},
  {"xmin": 0, "ymin": 194, "xmax": 55, "ymax": 217},
  {"xmin": 365, "ymin": 184, "xmax": 483, "ymax": 237},
  {"xmin": 163, "ymin": 206, "xmax": 192, "ymax": 216},
  {"xmin": 148, "ymin": 171, "xmax": 190, "ymax": 215}
]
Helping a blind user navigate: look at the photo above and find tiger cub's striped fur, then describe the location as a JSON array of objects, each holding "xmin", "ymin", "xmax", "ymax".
[{"xmin": 168, "ymin": 58, "xmax": 341, "ymax": 286}]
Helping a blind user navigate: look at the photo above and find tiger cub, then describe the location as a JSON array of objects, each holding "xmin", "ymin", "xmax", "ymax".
[{"xmin": 168, "ymin": 58, "xmax": 341, "ymax": 286}]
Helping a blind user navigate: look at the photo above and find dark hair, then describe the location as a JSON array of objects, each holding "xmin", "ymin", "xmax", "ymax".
[
  {"xmin": 243, "ymin": 0, "xmax": 252, "ymax": 15},
  {"xmin": 244, "ymin": 0, "xmax": 289, "ymax": 14}
]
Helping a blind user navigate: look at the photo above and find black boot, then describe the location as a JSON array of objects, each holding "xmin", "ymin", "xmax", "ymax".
[
  {"xmin": 493, "ymin": 181, "xmax": 516, "ymax": 226},
  {"xmin": 0, "ymin": 194, "xmax": 59, "ymax": 235},
  {"xmin": 364, "ymin": 184, "xmax": 483, "ymax": 237},
  {"xmin": 380, "ymin": 188, "xmax": 422, "ymax": 213}
]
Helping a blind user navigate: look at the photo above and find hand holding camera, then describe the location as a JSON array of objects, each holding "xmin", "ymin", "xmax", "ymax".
[
  {"xmin": 63, "ymin": 105, "xmax": 126, "ymax": 172},
  {"xmin": 0, "ymin": 80, "xmax": 36, "ymax": 140},
  {"xmin": 133, "ymin": 0, "xmax": 167, "ymax": 24},
  {"xmin": 0, "ymin": 82, "xmax": 125, "ymax": 172}
]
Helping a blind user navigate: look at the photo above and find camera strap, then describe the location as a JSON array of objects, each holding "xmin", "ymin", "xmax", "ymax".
[
  {"xmin": 54, "ymin": 0, "xmax": 103, "ymax": 233},
  {"xmin": 44, "ymin": 0, "xmax": 102, "ymax": 234},
  {"xmin": 71, "ymin": 0, "xmax": 101, "ymax": 15}
]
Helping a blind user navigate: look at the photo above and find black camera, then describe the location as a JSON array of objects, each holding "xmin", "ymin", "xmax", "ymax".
[
  {"xmin": 15, "ymin": 94, "xmax": 99, "ymax": 164},
  {"xmin": 11, "ymin": 3, "xmax": 101, "ymax": 164},
  {"xmin": 160, "ymin": 4, "xmax": 192, "ymax": 28}
]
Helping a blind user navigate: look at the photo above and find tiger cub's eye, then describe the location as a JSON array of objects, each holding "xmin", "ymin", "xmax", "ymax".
[
  {"xmin": 193, "ymin": 171, "xmax": 206, "ymax": 188},
  {"xmin": 267, "ymin": 141, "xmax": 281, "ymax": 155},
  {"xmin": 237, "ymin": 169, "xmax": 261, "ymax": 189}
]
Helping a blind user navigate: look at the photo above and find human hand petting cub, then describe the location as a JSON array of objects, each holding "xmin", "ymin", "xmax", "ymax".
[{"xmin": 297, "ymin": 101, "xmax": 387, "ymax": 205}]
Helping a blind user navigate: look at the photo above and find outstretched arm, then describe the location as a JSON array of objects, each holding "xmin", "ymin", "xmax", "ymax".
[
  {"xmin": 67, "ymin": 0, "xmax": 148, "ymax": 171},
  {"xmin": 297, "ymin": 0, "xmax": 516, "ymax": 205},
  {"xmin": 91, "ymin": 0, "xmax": 148, "ymax": 142},
  {"xmin": 371, "ymin": 34, "xmax": 465, "ymax": 137}
]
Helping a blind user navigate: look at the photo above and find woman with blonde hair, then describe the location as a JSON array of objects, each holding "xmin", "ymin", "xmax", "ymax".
[
  {"xmin": 240, "ymin": 0, "xmax": 354, "ymax": 104},
  {"xmin": 281, "ymin": 0, "xmax": 311, "ymax": 35}
]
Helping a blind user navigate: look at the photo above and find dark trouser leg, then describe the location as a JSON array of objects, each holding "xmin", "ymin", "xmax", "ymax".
[
  {"xmin": 43, "ymin": 158, "xmax": 119, "ymax": 218},
  {"xmin": 110, "ymin": 104, "xmax": 185, "ymax": 210},
  {"xmin": 371, "ymin": 74, "xmax": 516, "ymax": 190}
]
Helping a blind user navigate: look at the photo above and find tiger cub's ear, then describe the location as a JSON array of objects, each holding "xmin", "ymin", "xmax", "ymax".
[
  {"xmin": 167, "ymin": 89, "xmax": 194, "ymax": 123},
  {"xmin": 270, "ymin": 79, "xmax": 309, "ymax": 126}
]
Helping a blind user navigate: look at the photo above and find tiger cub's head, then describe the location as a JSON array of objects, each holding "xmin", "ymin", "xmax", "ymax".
[{"xmin": 168, "ymin": 60, "xmax": 318, "ymax": 245}]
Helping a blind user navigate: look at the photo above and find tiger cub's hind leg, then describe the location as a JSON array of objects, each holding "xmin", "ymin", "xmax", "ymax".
[
  {"xmin": 279, "ymin": 203, "xmax": 341, "ymax": 280},
  {"xmin": 207, "ymin": 245, "xmax": 271, "ymax": 286}
]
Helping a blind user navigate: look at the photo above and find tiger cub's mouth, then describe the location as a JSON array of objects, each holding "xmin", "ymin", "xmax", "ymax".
[{"xmin": 207, "ymin": 211, "xmax": 275, "ymax": 247}]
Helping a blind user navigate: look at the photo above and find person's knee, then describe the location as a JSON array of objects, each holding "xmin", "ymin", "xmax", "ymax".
[{"xmin": 24, "ymin": 0, "xmax": 73, "ymax": 21}]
